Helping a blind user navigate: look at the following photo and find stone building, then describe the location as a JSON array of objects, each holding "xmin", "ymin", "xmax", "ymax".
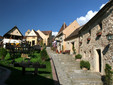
[
  {"xmin": 64, "ymin": 26, "xmax": 82, "ymax": 54},
  {"xmin": 37, "ymin": 30, "xmax": 52, "ymax": 46},
  {"xmin": 56, "ymin": 20, "xmax": 80, "ymax": 52},
  {"xmin": 41, "ymin": 31, "xmax": 52, "ymax": 46},
  {"xmin": 25, "ymin": 29, "xmax": 52, "ymax": 46},
  {"xmin": 78, "ymin": 0, "xmax": 113, "ymax": 74},
  {"xmin": 55, "ymin": 22, "xmax": 67, "ymax": 52}
]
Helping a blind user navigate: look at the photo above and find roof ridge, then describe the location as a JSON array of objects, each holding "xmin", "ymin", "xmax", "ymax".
[
  {"xmin": 58, "ymin": 22, "xmax": 67, "ymax": 33},
  {"xmin": 3, "ymin": 26, "xmax": 23, "ymax": 37}
]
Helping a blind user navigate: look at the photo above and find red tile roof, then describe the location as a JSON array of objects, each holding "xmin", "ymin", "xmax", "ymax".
[
  {"xmin": 41, "ymin": 31, "xmax": 52, "ymax": 35},
  {"xmin": 58, "ymin": 22, "xmax": 67, "ymax": 33}
]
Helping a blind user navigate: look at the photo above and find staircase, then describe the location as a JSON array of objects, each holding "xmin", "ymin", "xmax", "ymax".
[{"xmin": 47, "ymin": 47, "xmax": 103, "ymax": 85}]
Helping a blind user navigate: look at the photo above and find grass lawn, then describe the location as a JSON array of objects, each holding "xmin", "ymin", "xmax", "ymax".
[{"xmin": 0, "ymin": 52, "xmax": 54, "ymax": 85}]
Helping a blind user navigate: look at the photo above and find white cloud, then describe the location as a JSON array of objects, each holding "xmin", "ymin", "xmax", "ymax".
[
  {"xmin": 52, "ymin": 32, "xmax": 58, "ymax": 36},
  {"xmin": 100, "ymin": 4, "xmax": 105, "ymax": 9},
  {"xmin": 76, "ymin": 3, "xmax": 106, "ymax": 26},
  {"xmin": 77, "ymin": 10, "xmax": 97, "ymax": 26}
]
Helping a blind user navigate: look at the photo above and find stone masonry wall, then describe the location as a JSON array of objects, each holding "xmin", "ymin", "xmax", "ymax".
[{"xmin": 80, "ymin": 6, "xmax": 113, "ymax": 74}]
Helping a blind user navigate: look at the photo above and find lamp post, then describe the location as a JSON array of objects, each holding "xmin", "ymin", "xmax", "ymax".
[
  {"xmin": 106, "ymin": 33, "xmax": 113, "ymax": 62},
  {"xmin": 106, "ymin": 34, "xmax": 113, "ymax": 41}
]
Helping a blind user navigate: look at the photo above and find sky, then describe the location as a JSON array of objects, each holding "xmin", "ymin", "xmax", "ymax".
[{"xmin": 0, "ymin": 0, "xmax": 109, "ymax": 36}]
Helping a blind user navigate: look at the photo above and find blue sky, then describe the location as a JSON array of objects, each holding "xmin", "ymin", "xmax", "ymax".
[{"xmin": 0, "ymin": 0, "xmax": 109, "ymax": 36}]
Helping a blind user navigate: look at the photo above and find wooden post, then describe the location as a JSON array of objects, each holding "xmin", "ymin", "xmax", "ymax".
[{"xmin": 34, "ymin": 68, "xmax": 38, "ymax": 75}]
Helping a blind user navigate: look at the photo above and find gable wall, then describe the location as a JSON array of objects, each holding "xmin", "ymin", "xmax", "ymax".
[
  {"xmin": 63, "ymin": 20, "xmax": 80, "ymax": 51},
  {"xmin": 37, "ymin": 30, "xmax": 49, "ymax": 45},
  {"xmin": 27, "ymin": 30, "xmax": 37, "ymax": 36},
  {"xmin": 10, "ymin": 29, "xmax": 22, "ymax": 36}
]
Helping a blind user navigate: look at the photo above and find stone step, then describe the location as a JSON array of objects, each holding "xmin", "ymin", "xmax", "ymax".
[
  {"xmin": 70, "ymin": 76, "xmax": 101, "ymax": 81},
  {"xmin": 69, "ymin": 71, "xmax": 101, "ymax": 77},
  {"xmin": 72, "ymin": 81, "xmax": 103, "ymax": 85}
]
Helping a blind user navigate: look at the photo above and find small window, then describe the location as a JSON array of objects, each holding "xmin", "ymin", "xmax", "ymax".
[
  {"xmin": 72, "ymin": 42, "xmax": 74, "ymax": 46},
  {"xmin": 89, "ymin": 30, "xmax": 91, "ymax": 35},
  {"xmin": 99, "ymin": 22, "xmax": 102, "ymax": 30},
  {"xmin": 84, "ymin": 51, "xmax": 86, "ymax": 58}
]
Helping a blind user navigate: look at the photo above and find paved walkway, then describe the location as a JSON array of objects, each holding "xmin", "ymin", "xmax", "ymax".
[{"xmin": 47, "ymin": 47, "xmax": 103, "ymax": 85}]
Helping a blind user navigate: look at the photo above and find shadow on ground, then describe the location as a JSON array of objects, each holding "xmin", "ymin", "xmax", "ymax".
[{"xmin": 0, "ymin": 65, "xmax": 59, "ymax": 85}]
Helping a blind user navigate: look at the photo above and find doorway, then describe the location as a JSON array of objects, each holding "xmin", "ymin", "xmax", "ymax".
[
  {"xmin": 97, "ymin": 49, "xmax": 101, "ymax": 72},
  {"xmin": 32, "ymin": 40, "xmax": 35, "ymax": 46},
  {"xmin": 71, "ymin": 42, "xmax": 75, "ymax": 54},
  {"xmin": 95, "ymin": 49, "xmax": 102, "ymax": 72}
]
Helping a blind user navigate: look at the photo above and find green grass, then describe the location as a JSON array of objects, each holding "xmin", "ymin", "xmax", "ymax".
[{"xmin": 0, "ymin": 52, "xmax": 54, "ymax": 85}]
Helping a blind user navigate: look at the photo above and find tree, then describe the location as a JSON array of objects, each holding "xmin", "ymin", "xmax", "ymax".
[
  {"xmin": 40, "ymin": 48, "xmax": 48, "ymax": 61},
  {"xmin": 0, "ymin": 48, "xmax": 7, "ymax": 60}
]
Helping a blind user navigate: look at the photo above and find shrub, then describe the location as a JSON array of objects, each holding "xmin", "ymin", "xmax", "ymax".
[
  {"xmin": 72, "ymin": 45, "xmax": 76, "ymax": 54},
  {"xmin": 104, "ymin": 64, "xmax": 112, "ymax": 85},
  {"xmin": 40, "ymin": 48, "xmax": 48, "ymax": 61},
  {"xmin": 0, "ymin": 48, "xmax": 7, "ymax": 60},
  {"xmin": 80, "ymin": 60, "xmax": 90, "ymax": 70},
  {"xmin": 75, "ymin": 54, "xmax": 82, "ymax": 59}
]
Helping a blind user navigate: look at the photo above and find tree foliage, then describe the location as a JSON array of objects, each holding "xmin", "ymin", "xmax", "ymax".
[
  {"xmin": 105, "ymin": 64, "xmax": 112, "ymax": 85},
  {"xmin": 0, "ymin": 48, "xmax": 7, "ymax": 60}
]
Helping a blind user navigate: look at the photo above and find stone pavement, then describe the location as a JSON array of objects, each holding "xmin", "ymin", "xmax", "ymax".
[{"xmin": 47, "ymin": 47, "xmax": 103, "ymax": 85}]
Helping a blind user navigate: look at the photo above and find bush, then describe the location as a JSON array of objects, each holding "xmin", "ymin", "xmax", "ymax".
[
  {"xmin": 75, "ymin": 54, "xmax": 82, "ymax": 59},
  {"xmin": 80, "ymin": 60, "xmax": 90, "ymax": 70},
  {"xmin": 0, "ymin": 48, "xmax": 7, "ymax": 60},
  {"xmin": 40, "ymin": 48, "xmax": 48, "ymax": 61},
  {"xmin": 104, "ymin": 64, "xmax": 112, "ymax": 85}
]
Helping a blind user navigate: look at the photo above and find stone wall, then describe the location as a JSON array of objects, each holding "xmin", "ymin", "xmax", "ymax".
[
  {"xmin": 65, "ymin": 38, "xmax": 79, "ymax": 55},
  {"xmin": 79, "ymin": 5, "xmax": 113, "ymax": 74}
]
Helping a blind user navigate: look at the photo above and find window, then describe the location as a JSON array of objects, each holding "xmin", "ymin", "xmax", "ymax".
[{"xmin": 99, "ymin": 22, "xmax": 102, "ymax": 30}]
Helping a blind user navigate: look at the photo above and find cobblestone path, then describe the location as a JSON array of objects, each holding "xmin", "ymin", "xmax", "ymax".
[{"xmin": 47, "ymin": 47, "xmax": 103, "ymax": 85}]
